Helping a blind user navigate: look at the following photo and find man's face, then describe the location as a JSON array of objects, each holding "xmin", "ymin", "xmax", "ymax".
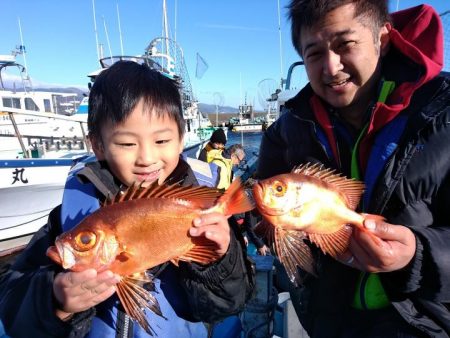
[
  {"xmin": 300, "ymin": 3, "xmax": 389, "ymax": 113},
  {"xmin": 92, "ymin": 99, "xmax": 184, "ymax": 187},
  {"xmin": 232, "ymin": 151, "xmax": 245, "ymax": 167}
]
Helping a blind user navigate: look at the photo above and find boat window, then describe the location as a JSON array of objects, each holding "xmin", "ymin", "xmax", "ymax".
[
  {"xmin": 44, "ymin": 99, "xmax": 51, "ymax": 112},
  {"xmin": 24, "ymin": 98, "xmax": 40, "ymax": 111},
  {"xmin": 2, "ymin": 97, "xmax": 21, "ymax": 109}
]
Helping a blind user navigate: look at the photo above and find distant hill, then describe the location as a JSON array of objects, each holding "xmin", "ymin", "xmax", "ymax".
[
  {"xmin": 198, "ymin": 103, "xmax": 238, "ymax": 113},
  {"xmin": 7, "ymin": 86, "xmax": 252, "ymax": 114}
]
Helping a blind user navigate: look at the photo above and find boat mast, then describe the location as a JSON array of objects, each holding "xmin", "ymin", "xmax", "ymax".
[
  {"xmin": 16, "ymin": 18, "xmax": 32, "ymax": 92},
  {"xmin": 91, "ymin": 0, "xmax": 101, "ymax": 61},
  {"xmin": 162, "ymin": 0, "xmax": 170, "ymax": 57},
  {"xmin": 117, "ymin": 3, "xmax": 124, "ymax": 56},
  {"xmin": 277, "ymin": 0, "xmax": 283, "ymax": 87},
  {"xmin": 102, "ymin": 16, "xmax": 113, "ymax": 61}
]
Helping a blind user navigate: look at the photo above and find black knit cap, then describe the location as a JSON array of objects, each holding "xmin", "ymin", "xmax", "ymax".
[{"xmin": 210, "ymin": 128, "xmax": 227, "ymax": 145}]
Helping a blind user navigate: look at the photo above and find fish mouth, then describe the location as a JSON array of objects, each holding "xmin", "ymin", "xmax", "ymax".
[
  {"xmin": 46, "ymin": 245, "xmax": 62, "ymax": 265},
  {"xmin": 47, "ymin": 241, "xmax": 76, "ymax": 270}
]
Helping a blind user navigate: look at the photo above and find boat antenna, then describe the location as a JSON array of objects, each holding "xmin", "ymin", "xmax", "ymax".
[
  {"xmin": 16, "ymin": 17, "xmax": 32, "ymax": 92},
  {"xmin": 17, "ymin": 18, "xmax": 28, "ymax": 72},
  {"xmin": 277, "ymin": 0, "xmax": 284, "ymax": 88},
  {"xmin": 102, "ymin": 16, "xmax": 114, "ymax": 62},
  {"xmin": 92, "ymin": 0, "xmax": 101, "ymax": 61},
  {"xmin": 174, "ymin": 0, "xmax": 178, "ymax": 42},
  {"xmin": 116, "ymin": 3, "xmax": 124, "ymax": 56},
  {"xmin": 162, "ymin": 0, "xmax": 171, "ymax": 57}
]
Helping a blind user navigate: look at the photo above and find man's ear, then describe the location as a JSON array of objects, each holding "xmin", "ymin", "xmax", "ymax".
[
  {"xmin": 379, "ymin": 23, "xmax": 391, "ymax": 57},
  {"xmin": 90, "ymin": 135, "xmax": 105, "ymax": 160}
]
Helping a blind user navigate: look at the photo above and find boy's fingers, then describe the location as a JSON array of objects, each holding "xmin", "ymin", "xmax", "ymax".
[{"xmin": 64, "ymin": 269, "xmax": 97, "ymax": 287}]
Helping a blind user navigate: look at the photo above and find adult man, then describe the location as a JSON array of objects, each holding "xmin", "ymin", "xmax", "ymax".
[
  {"xmin": 211, "ymin": 143, "xmax": 245, "ymax": 190},
  {"xmin": 257, "ymin": 1, "xmax": 450, "ymax": 337}
]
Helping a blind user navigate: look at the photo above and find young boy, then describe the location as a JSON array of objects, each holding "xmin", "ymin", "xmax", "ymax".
[{"xmin": 0, "ymin": 61, "xmax": 254, "ymax": 337}]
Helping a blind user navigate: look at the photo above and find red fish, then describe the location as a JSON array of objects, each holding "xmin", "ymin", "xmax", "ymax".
[
  {"xmin": 253, "ymin": 163, "xmax": 383, "ymax": 285},
  {"xmin": 47, "ymin": 178, "xmax": 253, "ymax": 334}
]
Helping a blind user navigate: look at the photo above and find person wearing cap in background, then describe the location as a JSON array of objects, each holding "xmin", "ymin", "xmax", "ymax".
[
  {"xmin": 210, "ymin": 143, "xmax": 245, "ymax": 190},
  {"xmin": 198, "ymin": 128, "xmax": 227, "ymax": 163}
]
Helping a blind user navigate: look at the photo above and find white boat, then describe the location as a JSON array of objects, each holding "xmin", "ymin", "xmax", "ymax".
[
  {"xmin": 230, "ymin": 102, "xmax": 264, "ymax": 132},
  {"xmin": 0, "ymin": 5, "xmax": 222, "ymax": 255}
]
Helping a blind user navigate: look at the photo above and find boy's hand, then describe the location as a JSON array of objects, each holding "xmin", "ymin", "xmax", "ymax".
[
  {"xmin": 338, "ymin": 217, "xmax": 416, "ymax": 272},
  {"xmin": 53, "ymin": 269, "xmax": 120, "ymax": 320},
  {"xmin": 190, "ymin": 212, "xmax": 231, "ymax": 256}
]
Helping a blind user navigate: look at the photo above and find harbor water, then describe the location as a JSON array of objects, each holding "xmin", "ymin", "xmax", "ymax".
[{"xmin": 226, "ymin": 130, "xmax": 263, "ymax": 160}]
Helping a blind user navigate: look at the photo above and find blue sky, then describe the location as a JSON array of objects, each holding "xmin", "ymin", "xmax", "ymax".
[{"xmin": 1, "ymin": 1, "xmax": 449, "ymax": 110}]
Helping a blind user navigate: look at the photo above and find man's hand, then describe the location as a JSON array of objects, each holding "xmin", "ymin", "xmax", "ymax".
[
  {"xmin": 257, "ymin": 245, "xmax": 270, "ymax": 256},
  {"xmin": 338, "ymin": 217, "xmax": 417, "ymax": 273},
  {"xmin": 53, "ymin": 269, "xmax": 120, "ymax": 320},
  {"xmin": 190, "ymin": 212, "xmax": 231, "ymax": 256}
]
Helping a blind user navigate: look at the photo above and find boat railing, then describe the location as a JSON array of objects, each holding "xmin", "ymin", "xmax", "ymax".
[{"xmin": 0, "ymin": 107, "xmax": 90, "ymax": 157}]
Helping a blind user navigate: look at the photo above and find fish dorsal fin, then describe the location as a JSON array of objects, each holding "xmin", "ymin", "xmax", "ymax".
[
  {"xmin": 115, "ymin": 273, "xmax": 166, "ymax": 335},
  {"xmin": 275, "ymin": 228, "xmax": 316, "ymax": 286},
  {"xmin": 292, "ymin": 163, "xmax": 365, "ymax": 210},
  {"xmin": 104, "ymin": 181, "xmax": 223, "ymax": 209},
  {"xmin": 307, "ymin": 224, "xmax": 353, "ymax": 258}
]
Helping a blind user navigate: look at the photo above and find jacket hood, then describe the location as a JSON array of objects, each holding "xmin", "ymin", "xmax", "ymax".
[
  {"xmin": 366, "ymin": 4, "xmax": 444, "ymax": 147},
  {"xmin": 389, "ymin": 4, "xmax": 443, "ymax": 82},
  {"xmin": 389, "ymin": 5, "xmax": 444, "ymax": 89}
]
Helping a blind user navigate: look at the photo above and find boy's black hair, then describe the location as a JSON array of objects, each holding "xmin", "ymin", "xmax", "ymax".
[
  {"xmin": 288, "ymin": 0, "xmax": 391, "ymax": 56},
  {"xmin": 88, "ymin": 60, "xmax": 185, "ymax": 140}
]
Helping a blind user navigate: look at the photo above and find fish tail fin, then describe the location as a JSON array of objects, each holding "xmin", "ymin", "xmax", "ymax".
[
  {"xmin": 219, "ymin": 178, "xmax": 254, "ymax": 216},
  {"xmin": 116, "ymin": 273, "xmax": 166, "ymax": 335}
]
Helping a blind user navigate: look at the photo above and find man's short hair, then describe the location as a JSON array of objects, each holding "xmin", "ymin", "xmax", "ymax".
[{"xmin": 288, "ymin": 0, "xmax": 391, "ymax": 56}]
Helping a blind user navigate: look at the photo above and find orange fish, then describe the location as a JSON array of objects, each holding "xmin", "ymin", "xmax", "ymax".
[
  {"xmin": 252, "ymin": 163, "xmax": 382, "ymax": 285},
  {"xmin": 46, "ymin": 178, "xmax": 253, "ymax": 334}
]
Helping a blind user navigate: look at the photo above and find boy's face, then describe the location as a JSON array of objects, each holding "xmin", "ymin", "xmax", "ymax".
[
  {"xmin": 300, "ymin": 3, "xmax": 389, "ymax": 114},
  {"xmin": 92, "ymin": 99, "xmax": 184, "ymax": 187}
]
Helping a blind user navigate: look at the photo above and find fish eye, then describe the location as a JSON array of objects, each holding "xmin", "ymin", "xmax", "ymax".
[
  {"xmin": 272, "ymin": 180, "xmax": 287, "ymax": 197},
  {"xmin": 74, "ymin": 231, "xmax": 97, "ymax": 251}
]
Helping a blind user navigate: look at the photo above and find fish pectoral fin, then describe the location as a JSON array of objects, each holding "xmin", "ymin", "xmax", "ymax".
[
  {"xmin": 254, "ymin": 219, "xmax": 275, "ymax": 245},
  {"xmin": 116, "ymin": 274, "xmax": 165, "ymax": 335},
  {"xmin": 275, "ymin": 228, "xmax": 316, "ymax": 286},
  {"xmin": 308, "ymin": 225, "xmax": 352, "ymax": 258},
  {"xmin": 178, "ymin": 238, "xmax": 222, "ymax": 265}
]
